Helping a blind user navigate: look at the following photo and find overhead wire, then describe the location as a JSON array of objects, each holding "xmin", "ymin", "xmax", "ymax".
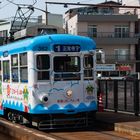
[
  {"xmin": 78, "ymin": 0, "xmax": 96, "ymax": 3},
  {"xmin": 6, "ymin": 0, "xmax": 37, "ymax": 6},
  {"xmin": 0, "ymin": 0, "xmax": 15, "ymax": 10}
]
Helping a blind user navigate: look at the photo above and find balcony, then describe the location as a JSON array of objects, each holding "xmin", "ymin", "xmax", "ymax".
[
  {"xmin": 78, "ymin": 32, "xmax": 138, "ymax": 45},
  {"xmin": 104, "ymin": 55, "xmax": 136, "ymax": 64},
  {"xmin": 78, "ymin": 14, "xmax": 138, "ymax": 22}
]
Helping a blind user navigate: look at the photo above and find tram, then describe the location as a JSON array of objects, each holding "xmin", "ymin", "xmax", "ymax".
[{"xmin": 0, "ymin": 34, "xmax": 100, "ymax": 129}]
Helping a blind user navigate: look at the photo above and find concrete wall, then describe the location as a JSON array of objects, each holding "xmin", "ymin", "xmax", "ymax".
[{"xmin": 42, "ymin": 13, "xmax": 63, "ymax": 28}]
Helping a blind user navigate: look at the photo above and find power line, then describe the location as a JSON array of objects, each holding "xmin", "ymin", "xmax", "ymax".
[
  {"xmin": 46, "ymin": 1, "xmax": 140, "ymax": 9},
  {"xmin": 6, "ymin": 0, "xmax": 37, "ymax": 6},
  {"xmin": 0, "ymin": 0, "xmax": 14, "ymax": 10},
  {"xmin": 78, "ymin": 0, "xmax": 95, "ymax": 3}
]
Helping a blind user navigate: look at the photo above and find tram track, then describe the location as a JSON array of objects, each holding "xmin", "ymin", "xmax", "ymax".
[
  {"xmin": 47, "ymin": 129, "xmax": 138, "ymax": 140},
  {"xmin": 0, "ymin": 117, "xmax": 139, "ymax": 140}
]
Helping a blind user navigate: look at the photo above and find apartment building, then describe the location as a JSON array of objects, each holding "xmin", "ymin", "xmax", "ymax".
[
  {"xmin": 121, "ymin": 0, "xmax": 140, "ymax": 76},
  {"xmin": 64, "ymin": 1, "xmax": 138, "ymax": 79}
]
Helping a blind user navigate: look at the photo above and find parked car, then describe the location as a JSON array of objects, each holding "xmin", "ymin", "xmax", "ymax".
[{"xmin": 123, "ymin": 74, "xmax": 138, "ymax": 80}]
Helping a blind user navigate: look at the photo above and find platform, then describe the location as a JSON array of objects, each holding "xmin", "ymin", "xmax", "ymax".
[{"xmin": 96, "ymin": 111, "xmax": 140, "ymax": 137}]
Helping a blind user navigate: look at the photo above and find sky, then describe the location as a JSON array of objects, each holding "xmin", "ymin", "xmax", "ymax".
[{"xmin": 0, "ymin": 0, "xmax": 109, "ymax": 20}]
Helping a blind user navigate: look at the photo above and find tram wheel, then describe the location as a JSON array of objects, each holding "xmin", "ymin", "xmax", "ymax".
[{"xmin": 7, "ymin": 112, "xmax": 14, "ymax": 121}]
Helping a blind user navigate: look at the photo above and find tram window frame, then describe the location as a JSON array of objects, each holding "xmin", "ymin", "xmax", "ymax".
[
  {"xmin": 3, "ymin": 60, "xmax": 10, "ymax": 82},
  {"xmin": 53, "ymin": 56, "xmax": 80, "ymax": 81},
  {"xmin": 0, "ymin": 61, "xmax": 1, "ymax": 81},
  {"xmin": 11, "ymin": 54, "xmax": 19, "ymax": 82},
  {"xmin": 83, "ymin": 55, "xmax": 93, "ymax": 80},
  {"xmin": 20, "ymin": 53, "xmax": 28, "ymax": 83},
  {"xmin": 36, "ymin": 54, "xmax": 50, "ymax": 81}
]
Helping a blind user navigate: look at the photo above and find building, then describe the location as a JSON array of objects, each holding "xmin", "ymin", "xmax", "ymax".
[
  {"xmin": 122, "ymin": 0, "xmax": 140, "ymax": 76},
  {"xmin": 0, "ymin": 19, "xmax": 39, "ymax": 43},
  {"xmin": 14, "ymin": 24, "xmax": 64, "ymax": 40},
  {"xmin": 39, "ymin": 13, "xmax": 63, "ymax": 28},
  {"xmin": 64, "ymin": 1, "xmax": 138, "ymax": 79},
  {"xmin": 0, "ymin": 13, "xmax": 63, "ymax": 44}
]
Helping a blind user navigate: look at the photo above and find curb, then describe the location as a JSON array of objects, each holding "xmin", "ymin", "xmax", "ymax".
[
  {"xmin": 115, "ymin": 122, "xmax": 140, "ymax": 137},
  {"xmin": 0, "ymin": 118, "xmax": 60, "ymax": 140}
]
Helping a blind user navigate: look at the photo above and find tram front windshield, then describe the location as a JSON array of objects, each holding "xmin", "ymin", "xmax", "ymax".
[{"xmin": 53, "ymin": 56, "xmax": 80, "ymax": 81}]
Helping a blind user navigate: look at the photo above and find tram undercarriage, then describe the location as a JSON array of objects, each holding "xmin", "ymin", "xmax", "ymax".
[{"xmin": 4, "ymin": 108, "xmax": 96, "ymax": 130}]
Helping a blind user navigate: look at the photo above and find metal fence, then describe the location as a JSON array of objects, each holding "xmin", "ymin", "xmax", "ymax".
[{"xmin": 98, "ymin": 80, "xmax": 140, "ymax": 116}]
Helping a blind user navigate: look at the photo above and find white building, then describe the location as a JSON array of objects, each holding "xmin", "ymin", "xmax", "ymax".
[
  {"xmin": 123, "ymin": 0, "xmax": 140, "ymax": 5},
  {"xmin": 40, "ymin": 13, "xmax": 63, "ymax": 28},
  {"xmin": 122, "ymin": 0, "xmax": 140, "ymax": 18}
]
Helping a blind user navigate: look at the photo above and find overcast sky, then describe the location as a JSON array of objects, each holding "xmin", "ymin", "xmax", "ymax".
[{"xmin": 0, "ymin": 0, "xmax": 107, "ymax": 19}]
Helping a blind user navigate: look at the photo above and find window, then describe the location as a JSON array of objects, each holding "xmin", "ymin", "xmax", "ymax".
[
  {"xmin": 88, "ymin": 25, "xmax": 97, "ymax": 38},
  {"xmin": 11, "ymin": 54, "xmax": 18, "ymax": 82},
  {"xmin": 84, "ymin": 55, "xmax": 93, "ymax": 79},
  {"xmin": 20, "ymin": 53, "xmax": 28, "ymax": 82},
  {"xmin": 114, "ymin": 25, "xmax": 129, "ymax": 38},
  {"xmin": 36, "ymin": 55, "xmax": 50, "ymax": 80},
  {"xmin": 100, "ymin": 7, "xmax": 114, "ymax": 14},
  {"xmin": 38, "ymin": 28, "xmax": 57, "ymax": 35},
  {"xmin": 20, "ymin": 53, "xmax": 27, "ymax": 66},
  {"xmin": 115, "ymin": 49, "xmax": 129, "ymax": 61},
  {"xmin": 0, "ymin": 30, "xmax": 8, "ymax": 37},
  {"xmin": 0, "ymin": 61, "xmax": 1, "ymax": 81},
  {"xmin": 3, "ymin": 61, "xmax": 10, "ymax": 82},
  {"xmin": 53, "ymin": 56, "xmax": 80, "ymax": 81}
]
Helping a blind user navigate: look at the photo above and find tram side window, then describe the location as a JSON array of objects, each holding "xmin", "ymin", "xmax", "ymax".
[
  {"xmin": 3, "ymin": 61, "xmax": 10, "ymax": 82},
  {"xmin": 36, "ymin": 55, "xmax": 50, "ymax": 80},
  {"xmin": 20, "ymin": 53, "xmax": 28, "ymax": 82},
  {"xmin": 84, "ymin": 55, "xmax": 93, "ymax": 79},
  {"xmin": 0, "ymin": 61, "xmax": 1, "ymax": 81},
  {"xmin": 11, "ymin": 54, "xmax": 19, "ymax": 82}
]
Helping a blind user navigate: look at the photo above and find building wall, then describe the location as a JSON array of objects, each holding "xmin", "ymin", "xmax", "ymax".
[
  {"xmin": 65, "ymin": 11, "xmax": 137, "ymax": 74},
  {"xmin": 122, "ymin": 0, "xmax": 140, "ymax": 74},
  {"xmin": 99, "ymin": 44, "xmax": 131, "ymax": 54},
  {"xmin": 0, "ymin": 21, "xmax": 38, "ymax": 38},
  {"xmin": 122, "ymin": 0, "xmax": 140, "ymax": 18},
  {"xmin": 42, "ymin": 13, "xmax": 63, "ymax": 28},
  {"xmin": 67, "ymin": 15, "xmax": 78, "ymax": 35},
  {"xmin": 0, "ymin": 21, "xmax": 11, "ymax": 37},
  {"xmin": 123, "ymin": 0, "xmax": 139, "ymax": 5},
  {"xmin": 76, "ymin": 21, "xmax": 135, "ymax": 37}
]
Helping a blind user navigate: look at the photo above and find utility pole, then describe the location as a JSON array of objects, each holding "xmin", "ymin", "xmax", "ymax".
[{"xmin": 46, "ymin": 0, "xmax": 48, "ymax": 25}]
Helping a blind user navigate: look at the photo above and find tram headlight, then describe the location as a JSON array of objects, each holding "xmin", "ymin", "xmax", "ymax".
[
  {"xmin": 66, "ymin": 89, "xmax": 73, "ymax": 98},
  {"xmin": 42, "ymin": 95, "xmax": 48, "ymax": 103}
]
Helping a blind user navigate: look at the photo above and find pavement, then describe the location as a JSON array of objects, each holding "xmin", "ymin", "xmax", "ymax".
[
  {"xmin": 96, "ymin": 111, "xmax": 140, "ymax": 137},
  {"xmin": 0, "ymin": 111, "xmax": 140, "ymax": 139}
]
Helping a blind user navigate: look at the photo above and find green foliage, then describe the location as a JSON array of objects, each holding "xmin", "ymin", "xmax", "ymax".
[{"xmin": 86, "ymin": 85, "xmax": 94, "ymax": 92}]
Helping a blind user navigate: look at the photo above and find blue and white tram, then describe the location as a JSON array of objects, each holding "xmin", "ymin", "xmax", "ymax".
[{"xmin": 0, "ymin": 34, "xmax": 97, "ymax": 129}]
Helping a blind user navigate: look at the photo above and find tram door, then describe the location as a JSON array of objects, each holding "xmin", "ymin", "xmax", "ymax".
[
  {"xmin": 53, "ymin": 55, "xmax": 84, "ymax": 104},
  {"xmin": 0, "ymin": 61, "xmax": 3, "ymax": 115},
  {"xmin": 83, "ymin": 55, "xmax": 96, "ymax": 102}
]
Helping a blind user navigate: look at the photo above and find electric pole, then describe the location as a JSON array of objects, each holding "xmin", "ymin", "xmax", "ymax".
[{"xmin": 46, "ymin": 0, "xmax": 48, "ymax": 25}]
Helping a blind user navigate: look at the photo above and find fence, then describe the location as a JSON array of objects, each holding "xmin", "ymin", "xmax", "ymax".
[{"xmin": 98, "ymin": 80, "xmax": 140, "ymax": 116}]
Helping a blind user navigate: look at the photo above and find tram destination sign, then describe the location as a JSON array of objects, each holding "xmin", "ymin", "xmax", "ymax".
[{"xmin": 54, "ymin": 45, "xmax": 80, "ymax": 52}]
